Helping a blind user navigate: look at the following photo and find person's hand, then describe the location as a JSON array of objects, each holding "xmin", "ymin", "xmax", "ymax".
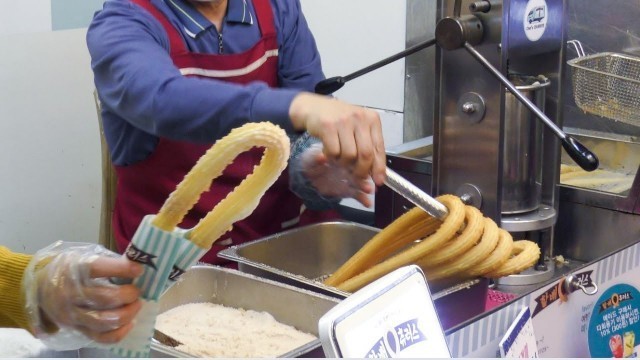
[
  {"xmin": 24, "ymin": 242, "xmax": 143, "ymax": 349},
  {"xmin": 288, "ymin": 93, "xmax": 387, "ymax": 186},
  {"xmin": 299, "ymin": 143, "xmax": 374, "ymax": 207}
]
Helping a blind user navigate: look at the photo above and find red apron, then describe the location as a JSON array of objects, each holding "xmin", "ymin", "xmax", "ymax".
[{"xmin": 114, "ymin": 0, "xmax": 338, "ymax": 265}]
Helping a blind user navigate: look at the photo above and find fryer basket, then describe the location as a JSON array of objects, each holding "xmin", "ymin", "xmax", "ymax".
[{"xmin": 567, "ymin": 52, "xmax": 640, "ymax": 127}]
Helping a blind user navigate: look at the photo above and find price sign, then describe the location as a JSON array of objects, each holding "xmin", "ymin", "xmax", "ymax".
[
  {"xmin": 499, "ymin": 306, "xmax": 539, "ymax": 358},
  {"xmin": 318, "ymin": 265, "xmax": 450, "ymax": 358}
]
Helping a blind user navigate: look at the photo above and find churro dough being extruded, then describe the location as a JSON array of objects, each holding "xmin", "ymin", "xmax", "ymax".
[
  {"xmin": 328, "ymin": 195, "xmax": 466, "ymax": 293},
  {"xmin": 153, "ymin": 122, "xmax": 290, "ymax": 249},
  {"xmin": 421, "ymin": 217, "xmax": 500, "ymax": 281},
  {"xmin": 324, "ymin": 195, "xmax": 541, "ymax": 292},
  {"xmin": 483, "ymin": 240, "xmax": 541, "ymax": 279}
]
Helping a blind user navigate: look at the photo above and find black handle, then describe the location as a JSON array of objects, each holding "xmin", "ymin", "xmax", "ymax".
[
  {"xmin": 315, "ymin": 76, "xmax": 347, "ymax": 95},
  {"xmin": 462, "ymin": 43, "xmax": 600, "ymax": 173},
  {"xmin": 315, "ymin": 38, "xmax": 437, "ymax": 95},
  {"xmin": 561, "ymin": 136, "xmax": 599, "ymax": 171}
]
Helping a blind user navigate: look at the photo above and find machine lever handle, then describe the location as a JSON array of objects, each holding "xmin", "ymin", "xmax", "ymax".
[
  {"xmin": 561, "ymin": 137, "xmax": 599, "ymax": 171},
  {"xmin": 315, "ymin": 38, "xmax": 437, "ymax": 95},
  {"xmin": 462, "ymin": 42, "xmax": 599, "ymax": 172}
]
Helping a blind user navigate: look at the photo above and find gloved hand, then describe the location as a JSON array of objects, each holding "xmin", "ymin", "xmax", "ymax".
[
  {"xmin": 288, "ymin": 93, "xmax": 387, "ymax": 186},
  {"xmin": 23, "ymin": 241, "xmax": 143, "ymax": 350},
  {"xmin": 296, "ymin": 143, "xmax": 375, "ymax": 208}
]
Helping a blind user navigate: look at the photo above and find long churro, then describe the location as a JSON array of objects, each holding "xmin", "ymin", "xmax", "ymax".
[
  {"xmin": 416, "ymin": 205, "xmax": 484, "ymax": 268},
  {"xmin": 484, "ymin": 240, "xmax": 541, "ymax": 278},
  {"xmin": 325, "ymin": 194, "xmax": 541, "ymax": 292},
  {"xmin": 323, "ymin": 207, "xmax": 441, "ymax": 287},
  {"xmin": 464, "ymin": 229, "xmax": 514, "ymax": 277},
  {"xmin": 333, "ymin": 195, "xmax": 466, "ymax": 293},
  {"xmin": 421, "ymin": 217, "xmax": 499, "ymax": 281},
  {"xmin": 153, "ymin": 122, "xmax": 290, "ymax": 249}
]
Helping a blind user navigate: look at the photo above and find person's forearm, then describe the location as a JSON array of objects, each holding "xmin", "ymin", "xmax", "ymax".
[{"xmin": 0, "ymin": 246, "xmax": 33, "ymax": 331}]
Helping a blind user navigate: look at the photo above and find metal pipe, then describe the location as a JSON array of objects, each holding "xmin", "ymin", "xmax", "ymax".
[
  {"xmin": 384, "ymin": 168, "xmax": 449, "ymax": 220},
  {"xmin": 315, "ymin": 38, "xmax": 437, "ymax": 95}
]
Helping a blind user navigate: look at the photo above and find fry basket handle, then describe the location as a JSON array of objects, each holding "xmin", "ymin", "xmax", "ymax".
[{"xmin": 567, "ymin": 40, "xmax": 586, "ymax": 58}]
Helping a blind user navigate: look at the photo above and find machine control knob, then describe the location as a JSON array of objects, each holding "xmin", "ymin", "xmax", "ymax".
[{"xmin": 435, "ymin": 15, "xmax": 484, "ymax": 50}]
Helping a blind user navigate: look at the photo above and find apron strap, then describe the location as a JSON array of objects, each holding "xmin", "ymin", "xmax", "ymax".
[
  {"xmin": 130, "ymin": 0, "xmax": 189, "ymax": 55},
  {"xmin": 252, "ymin": 0, "xmax": 276, "ymax": 38}
]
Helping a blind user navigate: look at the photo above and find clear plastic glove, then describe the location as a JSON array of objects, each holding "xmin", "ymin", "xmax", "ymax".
[
  {"xmin": 288, "ymin": 93, "xmax": 387, "ymax": 186},
  {"xmin": 295, "ymin": 142, "xmax": 375, "ymax": 208},
  {"xmin": 22, "ymin": 241, "xmax": 143, "ymax": 350}
]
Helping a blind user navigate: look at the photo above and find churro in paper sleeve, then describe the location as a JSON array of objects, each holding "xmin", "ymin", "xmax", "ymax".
[{"xmin": 109, "ymin": 122, "xmax": 290, "ymax": 357}]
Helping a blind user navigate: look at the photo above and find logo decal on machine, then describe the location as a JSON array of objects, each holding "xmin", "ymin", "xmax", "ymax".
[{"xmin": 523, "ymin": 0, "xmax": 548, "ymax": 41}]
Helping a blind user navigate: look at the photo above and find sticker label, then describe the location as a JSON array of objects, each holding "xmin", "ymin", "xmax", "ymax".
[
  {"xmin": 588, "ymin": 284, "xmax": 640, "ymax": 358},
  {"xmin": 365, "ymin": 318, "xmax": 426, "ymax": 358},
  {"xmin": 523, "ymin": 0, "xmax": 548, "ymax": 41}
]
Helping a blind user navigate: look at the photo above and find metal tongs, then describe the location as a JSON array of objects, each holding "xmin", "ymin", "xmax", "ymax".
[{"xmin": 384, "ymin": 168, "xmax": 449, "ymax": 221}]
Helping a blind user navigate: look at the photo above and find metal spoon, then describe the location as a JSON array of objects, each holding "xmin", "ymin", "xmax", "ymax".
[{"xmin": 153, "ymin": 329, "xmax": 183, "ymax": 347}]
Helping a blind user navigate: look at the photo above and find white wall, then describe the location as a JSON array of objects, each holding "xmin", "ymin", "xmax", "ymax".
[
  {"xmin": 0, "ymin": 2, "xmax": 407, "ymax": 254},
  {"xmin": 0, "ymin": 29, "xmax": 101, "ymax": 253},
  {"xmin": 300, "ymin": 0, "xmax": 406, "ymax": 114},
  {"xmin": 301, "ymin": 0, "xmax": 407, "ymax": 211}
]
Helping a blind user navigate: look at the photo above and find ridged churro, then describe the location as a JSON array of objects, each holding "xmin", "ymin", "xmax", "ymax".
[
  {"xmin": 332, "ymin": 195, "xmax": 466, "ymax": 292},
  {"xmin": 152, "ymin": 122, "xmax": 290, "ymax": 249},
  {"xmin": 484, "ymin": 240, "xmax": 541, "ymax": 278},
  {"xmin": 325, "ymin": 194, "xmax": 541, "ymax": 292},
  {"xmin": 421, "ymin": 217, "xmax": 499, "ymax": 281}
]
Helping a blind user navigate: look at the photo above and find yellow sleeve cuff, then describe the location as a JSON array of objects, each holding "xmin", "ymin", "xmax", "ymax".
[{"xmin": 0, "ymin": 246, "xmax": 33, "ymax": 331}]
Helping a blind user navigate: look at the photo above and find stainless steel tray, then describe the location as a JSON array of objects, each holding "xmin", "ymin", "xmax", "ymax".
[
  {"xmin": 152, "ymin": 265, "xmax": 340, "ymax": 358},
  {"xmin": 218, "ymin": 221, "xmax": 488, "ymax": 331},
  {"xmin": 75, "ymin": 266, "xmax": 339, "ymax": 358}
]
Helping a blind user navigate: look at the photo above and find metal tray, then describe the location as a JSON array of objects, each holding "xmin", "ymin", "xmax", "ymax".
[
  {"xmin": 218, "ymin": 221, "xmax": 488, "ymax": 331},
  {"xmin": 150, "ymin": 265, "xmax": 340, "ymax": 358}
]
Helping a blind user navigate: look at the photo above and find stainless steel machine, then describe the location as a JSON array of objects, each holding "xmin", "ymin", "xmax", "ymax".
[
  {"xmin": 375, "ymin": 0, "xmax": 640, "ymax": 357},
  {"xmin": 377, "ymin": 0, "xmax": 639, "ymax": 284}
]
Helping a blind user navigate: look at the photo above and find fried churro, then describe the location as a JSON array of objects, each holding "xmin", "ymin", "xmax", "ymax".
[
  {"xmin": 325, "ymin": 194, "xmax": 541, "ymax": 292},
  {"xmin": 153, "ymin": 122, "xmax": 290, "ymax": 249}
]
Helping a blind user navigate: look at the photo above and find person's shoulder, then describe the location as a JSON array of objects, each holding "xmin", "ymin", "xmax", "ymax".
[
  {"xmin": 268, "ymin": 0, "xmax": 303, "ymax": 14},
  {"xmin": 87, "ymin": 0, "xmax": 167, "ymax": 47},
  {"xmin": 99, "ymin": 0, "xmax": 137, "ymax": 12},
  {"xmin": 93, "ymin": 0, "xmax": 154, "ymax": 20},
  {"xmin": 90, "ymin": 0, "xmax": 160, "ymax": 29}
]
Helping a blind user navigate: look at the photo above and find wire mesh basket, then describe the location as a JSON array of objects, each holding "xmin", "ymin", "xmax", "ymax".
[{"xmin": 567, "ymin": 43, "xmax": 640, "ymax": 127}]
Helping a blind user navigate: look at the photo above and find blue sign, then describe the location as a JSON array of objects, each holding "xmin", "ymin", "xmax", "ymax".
[{"xmin": 588, "ymin": 284, "xmax": 640, "ymax": 358}]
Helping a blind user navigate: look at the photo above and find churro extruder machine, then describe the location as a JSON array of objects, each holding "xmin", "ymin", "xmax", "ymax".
[{"xmin": 373, "ymin": 0, "xmax": 640, "ymax": 357}]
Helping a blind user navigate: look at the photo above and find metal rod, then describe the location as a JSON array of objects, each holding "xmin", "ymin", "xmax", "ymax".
[
  {"xmin": 463, "ymin": 42, "xmax": 567, "ymax": 140},
  {"xmin": 454, "ymin": 0, "xmax": 462, "ymax": 17},
  {"xmin": 343, "ymin": 38, "xmax": 437, "ymax": 82},
  {"xmin": 384, "ymin": 168, "xmax": 449, "ymax": 220}
]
